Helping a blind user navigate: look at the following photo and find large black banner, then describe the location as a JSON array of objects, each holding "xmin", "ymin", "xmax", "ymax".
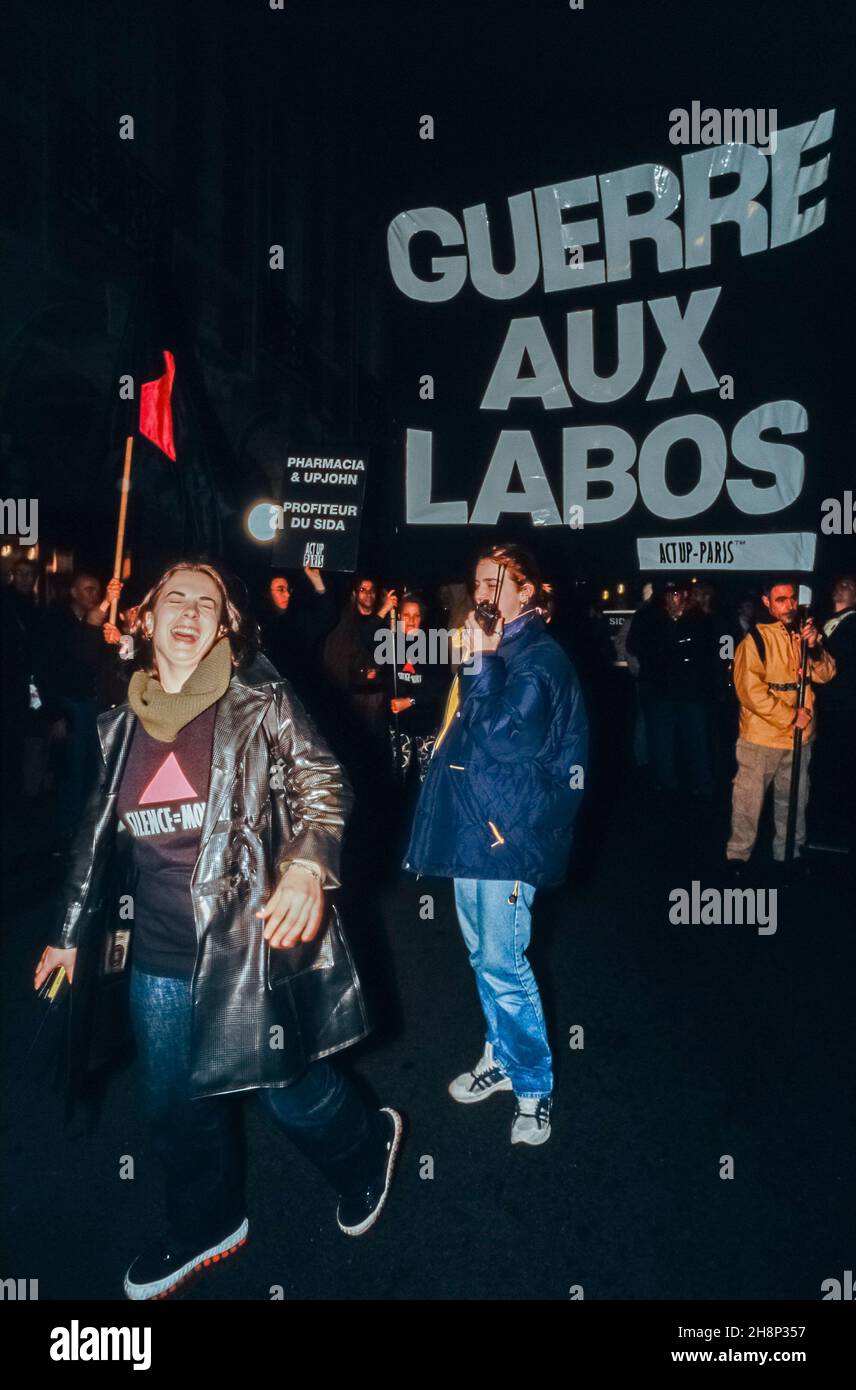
[{"xmin": 378, "ymin": 74, "xmax": 851, "ymax": 591}]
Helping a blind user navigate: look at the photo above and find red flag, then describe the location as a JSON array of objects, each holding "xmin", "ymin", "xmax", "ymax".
[{"xmin": 139, "ymin": 349, "xmax": 176, "ymax": 461}]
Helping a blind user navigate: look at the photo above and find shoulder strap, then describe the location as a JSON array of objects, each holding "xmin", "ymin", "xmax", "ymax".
[
  {"xmin": 824, "ymin": 608, "xmax": 856, "ymax": 639},
  {"xmin": 748, "ymin": 624, "xmax": 766, "ymax": 664}
]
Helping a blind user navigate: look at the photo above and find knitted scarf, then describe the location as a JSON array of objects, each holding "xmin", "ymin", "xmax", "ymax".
[{"xmin": 127, "ymin": 635, "xmax": 232, "ymax": 743}]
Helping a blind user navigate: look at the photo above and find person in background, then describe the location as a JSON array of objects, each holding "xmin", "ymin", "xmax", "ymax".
[
  {"xmin": 34, "ymin": 571, "xmax": 112, "ymax": 848},
  {"xmin": 6, "ymin": 554, "xmax": 38, "ymax": 605},
  {"xmin": 1, "ymin": 558, "xmax": 40, "ymax": 726},
  {"xmin": 437, "ymin": 581, "xmax": 472, "ymax": 631},
  {"xmin": 384, "ymin": 593, "xmax": 446, "ymax": 784},
  {"xmin": 626, "ymin": 579, "xmax": 719, "ymax": 799},
  {"xmin": 259, "ymin": 565, "xmax": 336, "ymax": 701},
  {"xmin": 323, "ymin": 576, "xmax": 397, "ymax": 732},
  {"xmin": 1, "ymin": 560, "xmax": 43, "ymax": 857},
  {"xmin": 616, "ymin": 581, "xmax": 653, "ymax": 771},
  {"xmin": 34, "ymin": 559, "xmax": 402, "ymax": 1300},
  {"xmin": 689, "ymin": 579, "xmax": 735, "ymax": 793},
  {"xmin": 810, "ymin": 574, "xmax": 856, "ymax": 859},
  {"xmin": 730, "ymin": 594, "xmax": 753, "ymax": 638},
  {"xmin": 94, "ymin": 578, "xmax": 137, "ymax": 709},
  {"xmin": 403, "ymin": 543, "xmax": 588, "ymax": 1148},
  {"xmin": 102, "ymin": 588, "xmax": 140, "ymax": 659},
  {"xmin": 693, "ymin": 580, "xmax": 717, "ymax": 618},
  {"xmin": 725, "ymin": 577, "xmax": 836, "ymax": 877}
]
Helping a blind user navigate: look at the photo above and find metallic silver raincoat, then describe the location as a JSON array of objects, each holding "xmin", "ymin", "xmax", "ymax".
[{"xmin": 52, "ymin": 654, "xmax": 370, "ymax": 1100}]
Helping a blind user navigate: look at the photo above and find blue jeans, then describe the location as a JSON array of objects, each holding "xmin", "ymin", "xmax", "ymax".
[
  {"xmin": 453, "ymin": 879, "xmax": 552, "ymax": 1099},
  {"xmin": 129, "ymin": 968, "xmax": 385, "ymax": 1248}
]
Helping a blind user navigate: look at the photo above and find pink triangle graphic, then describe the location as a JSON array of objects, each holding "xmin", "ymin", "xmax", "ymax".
[{"xmin": 139, "ymin": 752, "xmax": 198, "ymax": 804}]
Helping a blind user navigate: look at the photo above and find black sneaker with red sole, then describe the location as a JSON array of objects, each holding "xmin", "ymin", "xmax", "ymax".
[{"xmin": 123, "ymin": 1218, "xmax": 249, "ymax": 1300}]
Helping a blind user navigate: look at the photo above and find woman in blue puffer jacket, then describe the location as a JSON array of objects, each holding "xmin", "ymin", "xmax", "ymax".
[{"xmin": 403, "ymin": 543, "xmax": 588, "ymax": 1147}]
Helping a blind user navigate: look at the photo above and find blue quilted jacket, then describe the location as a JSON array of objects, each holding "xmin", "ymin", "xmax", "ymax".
[{"xmin": 402, "ymin": 611, "xmax": 588, "ymax": 887}]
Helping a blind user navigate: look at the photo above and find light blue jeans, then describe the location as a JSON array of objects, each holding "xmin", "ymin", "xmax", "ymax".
[{"xmin": 453, "ymin": 879, "xmax": 552, "ymax": 1100}]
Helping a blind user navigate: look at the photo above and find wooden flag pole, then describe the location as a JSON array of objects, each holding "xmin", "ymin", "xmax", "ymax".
[{"xmin": 110, "ymin": 435, "xmax": 134, "ymax": 625}]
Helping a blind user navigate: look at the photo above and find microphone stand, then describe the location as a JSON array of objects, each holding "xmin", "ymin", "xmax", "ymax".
[{"xmin": 783, "ymin": 626, "xmax": 810, "ymax": 880}]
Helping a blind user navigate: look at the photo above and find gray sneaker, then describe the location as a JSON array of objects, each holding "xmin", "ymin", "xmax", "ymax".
[
  {"xmin": 510, "ymin": 1096, "xmax": 552, "ymax": 1146},
  {"xmin": 448, "ymin": 1041, "xmax": 514, "ymax": 1104}
]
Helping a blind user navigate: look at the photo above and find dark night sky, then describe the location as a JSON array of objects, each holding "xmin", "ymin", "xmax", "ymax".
[
  {"xmin": 210, "ymin": 0, "xmax": 856, "ymax": 588},
  {"xmin": 6, "ymin": 0, "xmax": 854, "ymax": 593}
]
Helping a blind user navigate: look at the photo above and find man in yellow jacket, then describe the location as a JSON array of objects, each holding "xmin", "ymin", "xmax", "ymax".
[{"xmin": 726, "ymin": 579, "xmax": 836, "ymax": 871}]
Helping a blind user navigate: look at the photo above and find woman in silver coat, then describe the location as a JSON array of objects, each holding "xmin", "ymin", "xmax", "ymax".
[{"xmin": 34, "ymin": 561, "xmax": 402, "ymax": 1299}]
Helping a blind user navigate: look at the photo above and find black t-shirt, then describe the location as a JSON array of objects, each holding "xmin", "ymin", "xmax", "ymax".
[
  {"xmin": 383, "ymin": 652, "xmax": 447, "ymax": 735},
  {"xmin": 117, "ymin": 704, "xmax": 217, "ymax": 977}
]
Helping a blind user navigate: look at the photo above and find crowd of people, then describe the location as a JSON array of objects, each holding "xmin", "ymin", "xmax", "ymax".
[
  {"xmin": 607, "ymin": 572, "xmax": 855, "ymax": 869},
  {"xmin": 2, "ymin": 544, "xmax": 853, "ymax": 1299},
  {"xmin": 2, "ymin": 554, "xmax": 854, "ymax": 873}
]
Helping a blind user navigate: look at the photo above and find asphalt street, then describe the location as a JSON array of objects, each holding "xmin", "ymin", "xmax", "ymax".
[{"xmin": 2, "ymin": 778, "xmax": 853, "ymax": 1301}]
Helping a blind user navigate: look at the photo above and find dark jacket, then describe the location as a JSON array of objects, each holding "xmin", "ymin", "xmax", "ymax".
[
  {"xmin": 0, "ymin": 587, "xmax": 37, "ymax": 724},
  {"xmin": 52, "ymin": 653, "xmax": 369, "ymax": 1101},
  {"xmin": 626, "ymin": 603, "xmax": 719, "ymax": 702},
  {"xmin": 35, "ymin": 604, "xmax": 107, "ymax": 712},
  {"xmin": 323, "ymin": 609, "xmax": 383, "ymax": 694},
  {"xmin": 819, "ymin": 607, "xmax": 856, "ymax": 712},
  {"xmin": 260, "ymin": 588, "xmax": 337, "ymax": 700},
  {"xmin": 402, "ymin": 612, "xmax": 588, "ymax": 888}
]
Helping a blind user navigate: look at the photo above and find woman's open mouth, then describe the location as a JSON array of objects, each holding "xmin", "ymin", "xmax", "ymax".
[{"xmin": 171, "ymin": 626, "xmax": 199, "ymax": 645}]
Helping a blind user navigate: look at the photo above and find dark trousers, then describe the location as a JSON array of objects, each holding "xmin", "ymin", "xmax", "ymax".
[
  {"xmin": 55, "ymin": 696, "xmax": 99, "ymax": 836},
  {"xmin": 130, "ymin": 967, "xmax": 385, "ymax": 1248},
  {"xmin": 809, "ymin": 710, "xmax": 856, "ymax": 855},
  {"xmin": 643, "ymin": 697, "xmax": 714, "ymax": 796}
]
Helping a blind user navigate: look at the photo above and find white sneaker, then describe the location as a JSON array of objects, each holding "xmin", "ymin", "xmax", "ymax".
[
  {"xmin": 511, "ymin": 1096, "xmax": 552, "ymax": 1146},
  {"xmin": 448, "ymin": 1041, "xmax": 513, "ymax": 1104}
]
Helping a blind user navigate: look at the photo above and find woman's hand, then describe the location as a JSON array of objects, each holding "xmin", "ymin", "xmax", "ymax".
[
  {"xmin": 303, "ymin": 565, "xmax": 326, "ymax": 594},
  {"xmin": 257, "ymin": 864, "xmax": 325, "ymax": 948},
  {"xmin": 464, "ymin": 611, "xmax": 503, "ymax": 655},
  {"xmin": 34, "ymin": 946, "xmax": 77, "ymax": 990}
]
